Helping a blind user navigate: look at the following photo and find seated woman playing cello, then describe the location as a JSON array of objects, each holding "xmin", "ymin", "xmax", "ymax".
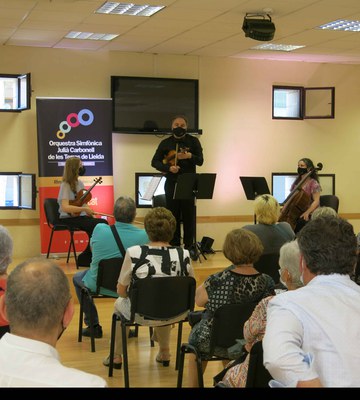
[
  {"xmin": 279, "ymin": 158, "xmax": 322, "ymax": 233},
  {"xmin": 58, "ymin": 156, "xmax": 108, "ymax": 267}
]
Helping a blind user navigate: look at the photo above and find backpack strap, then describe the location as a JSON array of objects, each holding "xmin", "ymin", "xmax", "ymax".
[
  {"xmin": 110, "ymin": 225, "xmax": 126, "ymax": 257},
  {"xmin": 176, "ymin": 246, "xmax": 188, "ymax": 275}
]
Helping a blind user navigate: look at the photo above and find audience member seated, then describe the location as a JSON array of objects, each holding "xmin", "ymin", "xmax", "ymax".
[
  {"xmin": 311, "ymin": 205, "xmax": 338, "ymax": 220},
  {"xmin": 243, "ymin": 194, "xmax": 295, "ymax": 254},
  {"xmin": 263, "ymin": 216, "xmax": 360, "ymax": 387},
  {"xmin": 216, "ymin": 240, "xmax": 302, "ymax": 387},
  {"xmin": 0, "ymin": 257, "xmax": 107, "ymax": 387},
  {"xmin": 73, "ymin": 196, "xmax": 149, "ymax": 339},
  {"xmin": 103, "ymin": 207, "xmax": 194, "ymax": 369},
  {"xmin": 186, "ymin": 228, "xmax": 276, "ymax": 387},
  {"xmin": 0, "ymin": 226, "xmax": 13, "ymax": 338}
]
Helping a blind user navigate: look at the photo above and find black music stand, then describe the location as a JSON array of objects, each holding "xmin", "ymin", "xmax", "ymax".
[
  {"xmin": 174, "ymin": 173, "xmax": 216, "ymax": 263},
  {"xmin": 239, "ymin": 177, "xmax": 270, "ymax": 224}
]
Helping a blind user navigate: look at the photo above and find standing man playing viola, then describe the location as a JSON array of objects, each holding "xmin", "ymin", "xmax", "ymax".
[{"xmin": 151, "ymin": 115, "xmax": 204, "ymax": 259}]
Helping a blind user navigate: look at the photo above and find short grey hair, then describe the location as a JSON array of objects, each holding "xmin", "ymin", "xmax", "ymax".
[
  {"xmin": 5, "ymin": 257, "xmax": 70, "ymax": 333},
  {"xmin": 311, "ymin": 206, "xmax": 337, "ymax": 220},
  {"xmin": 279, "ymin": 240, "xmax": 302, "ymax": 288},
  {"xmin": 113, "ymin": 196, "xmax": 136, "ymax": 223},
  {"xmin": 0, "ymin": 225, "xmax": 13, "ymax": 274}
]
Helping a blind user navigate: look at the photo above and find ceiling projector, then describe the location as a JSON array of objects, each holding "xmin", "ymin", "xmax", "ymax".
[{"xmin": 242, "ymin": 14, "xmax": 276, "ymax": 41}]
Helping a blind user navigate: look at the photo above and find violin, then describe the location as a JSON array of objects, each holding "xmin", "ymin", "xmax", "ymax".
[
  {"xmin": 162, "ymin": 145, "xmax": 190, "ymax": 166},
  {"xmin": 69, "ymin": 177, "xmax": 102, "ymax": 208},
  {"xmin": 278, "ymin": 163, "xmax": 323, "ymax": 230}
]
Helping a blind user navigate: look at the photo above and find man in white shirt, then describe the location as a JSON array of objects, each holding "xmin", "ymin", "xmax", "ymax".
[
  {"xmin": 0, "ymin": 257, "xmax": 106, "ymax": 387},
  {"xmin": 263, "ymin": 216, "xmax": 360, "ymax": 387}
]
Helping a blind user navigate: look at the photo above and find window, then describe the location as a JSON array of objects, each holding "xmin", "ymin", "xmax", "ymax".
[
  {"xmin": 272, "ymin": 86, "xmax": 303, "ymax": 119},
  {"xmin": 0, "ymin": 73, "xmax": 31, "ymax": 112},
  {"xmin": 272, "ymin": 85, "xmax": 335, "ymax": 120},
  {"xmin": 0, "ymin": 173, "xmax": 36, "ymax": 209},
  {"xmin": 271, "ymin": 172, "xmax": 335, "ymax": 205},
  {"xmin": 304, "ymin": 87, "xmax": 335, "ymax": 118}
]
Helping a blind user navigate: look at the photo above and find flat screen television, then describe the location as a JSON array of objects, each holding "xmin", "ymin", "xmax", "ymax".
[
  {"xmin": 0, "ymin": 172, "xmax": 36, "ymax": 209},
  {"xmin": 135, "ymin": 172, "xmax": 166, "ymax": 208},
  {"xmin": 271, "ymin": 172, "xmax": 335, "ymax": 205},
  {"xmin": 111, "ymin": 76, "xmax": 200, "ymax": 134}
]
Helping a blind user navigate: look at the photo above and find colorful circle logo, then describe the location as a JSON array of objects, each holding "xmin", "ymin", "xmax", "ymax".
[{"xmin": 56, "ymin": 109, "xmax": 94, "ymax": 139}]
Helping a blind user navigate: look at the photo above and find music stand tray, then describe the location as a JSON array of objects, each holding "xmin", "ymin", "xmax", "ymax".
[
  {"xmin": 174, "ymin": 173, "xmax": 216, "ymax": 200},
  {"xmin": 239, "ymin": 176, "xmax": 270, "ymax": 200},
  {"xmin": 174, "ymin": 173, "xmax": 216, "ymax": 262}
]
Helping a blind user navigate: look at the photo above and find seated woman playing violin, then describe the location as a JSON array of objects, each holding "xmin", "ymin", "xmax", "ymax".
[
  {"xmin": 279, "ymin": 158, "xmax": 322, "ymax": 233},
  {"xmin": 57, "ymin": 156, "xmax": 108, "ymax": 267}
]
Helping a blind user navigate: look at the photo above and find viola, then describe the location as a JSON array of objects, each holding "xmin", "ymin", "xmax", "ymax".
[
  {"xmin": 69, "ymin": 177, "xmax": 102, "ymax": 208},
  {"xmin": 278, "ymin": 163, "xmax": 323, "ymax": 230},
  {"xmin": 162, "ymin": 145, "xmax": 190, "ymax": 166}
]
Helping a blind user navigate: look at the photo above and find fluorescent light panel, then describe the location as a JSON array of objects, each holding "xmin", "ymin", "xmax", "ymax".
[
  {"xmin": 96, "ymin": 2, "xmax": 165, "ymax": 16},
  {"xmin": 317, "ymin": 19, "xmax": 360, "ymax": 31},
  {"xmin": 251, "ymin": 43, "xmax": 305, "ymax": 52},
  {"xmin": 65, "ymin": 31, "xmax": 119, "ymax": 40}
]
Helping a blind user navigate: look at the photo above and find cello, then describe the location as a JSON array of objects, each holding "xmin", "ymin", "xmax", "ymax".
[{"xmin": 278, "ymin": 163, "xmax": 323, "ymax": 230}]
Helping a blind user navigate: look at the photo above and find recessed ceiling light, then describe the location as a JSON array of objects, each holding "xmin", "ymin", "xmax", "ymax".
[
  {"xmin": 96, "ymin": 2, "xmax": 165, "ymax": 16},
  {"xmin": 317, "ymin": 19, "xmax": 360, "ymax": 31},
  {"xmin": 65, "ymin": 31, "xmax": 119, "ymax": 41},
  {"xmin": 251, "ymin": 43, "xmax": 305, "ymax": 52}
]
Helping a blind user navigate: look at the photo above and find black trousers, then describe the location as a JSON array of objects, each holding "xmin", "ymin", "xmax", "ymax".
[
  {"xmin": 60, "ymin": 216, "xmax": 108, "ymax": 263},
  {"xmin": 294, "ymin": 217, "xmax": 308, "ymax": 234},
  {"xmin": 165, "ymin": 179, "xmax": 195, "ymax": 248}
]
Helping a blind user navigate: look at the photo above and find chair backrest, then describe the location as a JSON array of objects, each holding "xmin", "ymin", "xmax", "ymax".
[
  {"xmin": 209, "ymin": 302, "xmax": 258, "ymax": 356},
  {"xmin": 319, "ymin": 194, "xmax": 339, "ymax": 212},
  {"xmin": 245, "ymin": 340, "xmax": 272, "ymax": 388},
  {"xmin": 129, "ymin": 276, "xmax": 196, "ymax": 321},
  {"xmin": 152, "ymin": 194, "xmax": 167, "ymax": 208},
  {"xmin": 44, "ymin": 198, "xmax": 61, "ymax": 227},
  {"xmin": 96, "ymin": 257, "xmax": 124, "ymax": 294},
  {"xmin": 254, "ymin": 253, "xmax": 280, "ymax": 284}
]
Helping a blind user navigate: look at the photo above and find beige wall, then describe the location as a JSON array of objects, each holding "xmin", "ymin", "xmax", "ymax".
[{"xmin": 0, "ymin": 46, "xmax": 359, "ymax": 257}]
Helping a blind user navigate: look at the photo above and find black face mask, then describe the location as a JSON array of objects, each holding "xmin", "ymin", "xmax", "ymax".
[
  {"xmin": 297, "ymin": 167, "xmax": 308, "ymax": 175},
  {"xmin": 78, "ymin": 166, "xmax": 86, "ymax": 176},
  {"xmin": 172, "ymin": 127, "xmax": 186, "ymax": 138}
]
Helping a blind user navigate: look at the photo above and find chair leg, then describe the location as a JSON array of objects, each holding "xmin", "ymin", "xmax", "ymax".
[
  {"xmin": 87, "ymin": 290, "xmax": 96, "ymax": 352},
  {"xmin": 196, "ymin": 351, "xmax": 204, "ymax": 388},
  {"xmin": 69, "ymin": 231, "xmax": 78, "ymax": 269},
  {"xmin": 46, "ymin": 230, "xmax": 54, "ymax": 259},
  {"xmin": 78, "ymin": 289, "xmax": 84, "ymax": 343},
  {"xmin": 108, "ymin": 314, "xmax": 117, "ymax": 377},
  {"xmin": 175, "ymin": 322, "xmax": 183, "ymax": 370},
  {"xmin": 149, "ymin": 326, "xmax": 154, "ymax": 347},
  {"xmin": 66, "ymin": 234, "xmax": 72, "ymax": 264},
  {"xmin": 177, "ymin": 344, "xmax": 186, "ymax": 387},
  {"xmin": 121, "ymin": 320, "xmax": 130, "ymax": 388},
  {"xmin": 177, "ymin": 345, "xmax": 204, "ymax": 388}
]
